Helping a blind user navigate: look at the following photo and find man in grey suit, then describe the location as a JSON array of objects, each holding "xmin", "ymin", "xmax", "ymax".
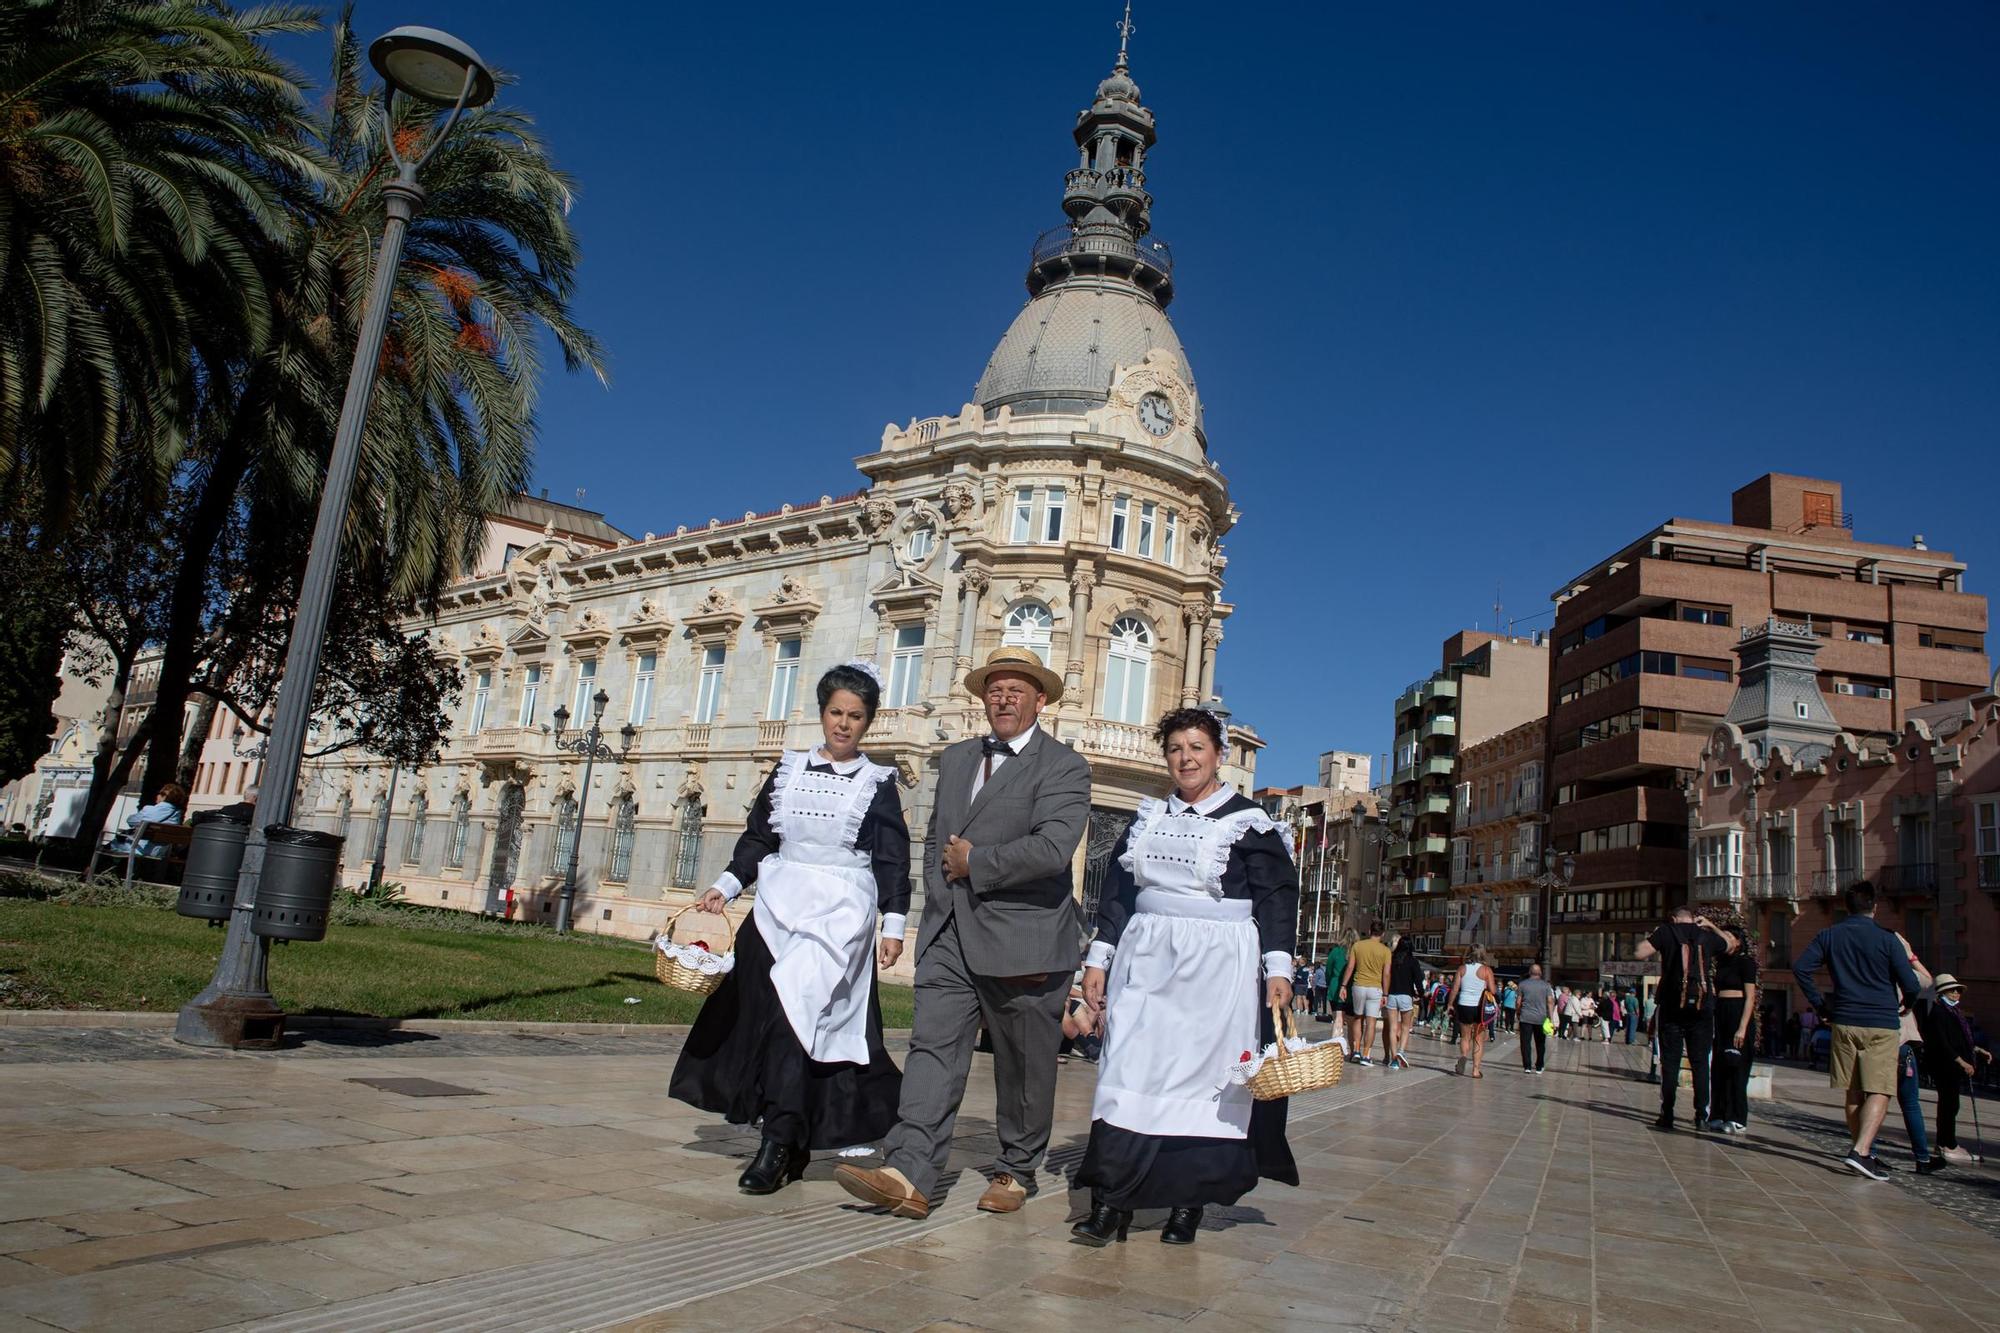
[{"xmin": 835, "ymin": 646, "xmax": 1092, "ymax": 1218}]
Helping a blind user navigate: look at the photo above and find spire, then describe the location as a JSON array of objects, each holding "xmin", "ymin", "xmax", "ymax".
[
  {"xmin": 1723, "ymin": 618, "xmax": 1842, "ymax": 766},
  {"xmin": 1022, "ymin": 3, "xmax": 1174, "ymax": 307}
]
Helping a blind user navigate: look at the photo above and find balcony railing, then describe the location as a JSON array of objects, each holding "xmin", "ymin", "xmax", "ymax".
[
  {"xmin": 681, "ymin": 722, "xmax": 713, "ymax": 752},
  {"xmin": 755, "ymin": 719, "xmax": 788, "ymax": 751},
  {"xmin": 1981, "ymin": 854, "xmax": 2000, "ymax": 890},
  {"xmin": 1809, "ymin": 867, "xmax": 1864, "ymax": 897},
  {"xmin": 1874, "ymin": 862, "xmax": 1938, "ymax": 895},
  {"xmin": 1745, "ymin": 872, "xmax": 1797, "ymax": 901},
  {"xmin": 1691, "ymin": 874, "xmax": 1742, "ymax": 902},
  {"xmin": 1074, "ymin": 718, "xmax": 1160, "ymax": 764}
]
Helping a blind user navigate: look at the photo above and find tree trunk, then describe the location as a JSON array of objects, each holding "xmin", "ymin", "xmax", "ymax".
[{"xmin": 72, "ymin": 644, "xmax": 144, "ymax": 854}]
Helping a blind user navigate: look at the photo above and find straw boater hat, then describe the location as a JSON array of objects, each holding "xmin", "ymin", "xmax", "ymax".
[
  {"xmin": 963, "ymin": 646, "xmax": 1064, "ymax": 704},
  {"xmin": 1934, "ymin": 974, "xmax": 1964, "ymax": 994}
]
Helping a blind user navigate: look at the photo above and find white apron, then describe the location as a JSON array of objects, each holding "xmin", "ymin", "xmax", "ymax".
[
  {"xmin": 752, "ymin": 751, "xmax": 891, "ymax": 1067},
  {"xmin": 1092, "ymin": 800, "xmax": 1280, "ymax": 1140}
]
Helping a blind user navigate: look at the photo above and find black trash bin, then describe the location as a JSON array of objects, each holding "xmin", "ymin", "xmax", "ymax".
[
  {"xmin": 253, "ymin": 825, "xmax": 345, "ymax": 942},
  {"xmin": 176, "ymin": 809, "xmax": 251, "ymax": 922}
]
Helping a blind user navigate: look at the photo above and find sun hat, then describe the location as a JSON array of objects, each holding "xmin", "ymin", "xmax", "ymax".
[
  {"xmin": 1933, "ymin": 973, "xmax": 1964, "ymax": 994},
  {"xmin": 963, "ymin": 645, "xmax": 1064, "ymax": 704}
]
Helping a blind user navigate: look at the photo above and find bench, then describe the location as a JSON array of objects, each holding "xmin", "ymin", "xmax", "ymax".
[{"xmin": 122, "ymin": 821, "xmax": 194, "ymax": 890}]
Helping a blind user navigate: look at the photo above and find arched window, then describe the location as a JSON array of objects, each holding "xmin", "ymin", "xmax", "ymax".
[
  {"xmin": 1101, "ymin": 616, "xmax": 1154, "ymax": 725},
  {"xmin": 444, "ymin": 794, "xmax": 471, "ymax": 868},
  {"xmin": 403, "ymin": 793, "xmax": 428, "ymax": 864},
  {"xmin": 606, "ymin": 795, "xmax": 638, "ymax": 883},
  {"xmin": 548, "ymin": 795, "xmax": 578, "ymax": 874},
  {"xmin": 673, "ymin": 796, "xmax": 704, "ymax": 887},
  {"xmin": 1002, "ymin": 602, "xmax": 1055, "ymax": 666}
]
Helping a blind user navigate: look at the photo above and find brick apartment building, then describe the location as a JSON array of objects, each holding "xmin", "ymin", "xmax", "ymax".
[
  {"xmin": 1387, "ymin": 631, "xmax": 1547, "ymax": 958},
  {"xmin": 1451, "ymin": 718, "xmax": 1547, "ymax": 969},
  {"xmin": 1692, "ymin": 617, "xmax": 2000, "ymax": 1022},
  {"xmin": 1542, "ymin": 472, "xmax": 1990, "ymax": 982}
]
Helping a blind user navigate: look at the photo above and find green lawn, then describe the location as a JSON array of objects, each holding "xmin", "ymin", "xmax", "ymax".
[{"xmin": 0, "ymin": 897, "xmax": 916, "ymax": 1027}]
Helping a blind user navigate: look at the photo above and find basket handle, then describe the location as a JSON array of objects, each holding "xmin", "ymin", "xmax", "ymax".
[
  {"xmin": 666, "ymin": 899, "xmax": 738, "ymax": 950},
  {"xmin": 1270, "ymin": 1002, "xmax": 1294, "ymax": 1061}
]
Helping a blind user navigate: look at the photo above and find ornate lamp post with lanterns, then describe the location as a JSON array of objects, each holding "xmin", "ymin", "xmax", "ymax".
[{"xmin": 548, "ymin": 690, "xmax": 636, "ymax": 935}]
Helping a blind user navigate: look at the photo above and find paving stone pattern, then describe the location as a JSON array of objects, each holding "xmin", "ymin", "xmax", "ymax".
[{"xmin": 0, "ymin": 1021, "xmax": 1995, "ymax": 1332}]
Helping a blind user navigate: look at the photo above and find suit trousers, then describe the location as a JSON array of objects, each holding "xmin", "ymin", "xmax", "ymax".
[
  {"xmin": 883, "ymin": 915, "xmax": 1069, "ymax": 1198},
  {"xmin": 1657, "ymin": 1006, "xmax": 1713, "ymax": 1124}
]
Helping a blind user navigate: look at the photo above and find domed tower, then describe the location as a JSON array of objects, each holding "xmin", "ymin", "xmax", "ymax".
[{"xmin": 972, "ymin": 10, "xmax": 1201, "ymax": 447}]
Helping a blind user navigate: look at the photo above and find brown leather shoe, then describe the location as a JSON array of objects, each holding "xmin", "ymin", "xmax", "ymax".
[
  {"xmin": 976, "ymin": 1172, "xmax": 1030, "ymax": 1213},
  {"xmin": 833, "ymin": 1163, "xmax": 929, "ymax": 1219}
]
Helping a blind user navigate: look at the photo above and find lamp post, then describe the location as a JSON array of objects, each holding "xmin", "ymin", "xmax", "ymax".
[
  {"xmin": 1362, "ymin": 807, "xmax": 1412, "ymax": 937},
  {"xmin": 549, "ymin": 689, "xmax": 636, "ymax": 935},
  {"xmin": 175, "ymin": 28, "xmax": 495, "ymax": 1050},
  {"xmin": 1532, "ymin": 849, "xmax": 1577, "ymax": 972}
]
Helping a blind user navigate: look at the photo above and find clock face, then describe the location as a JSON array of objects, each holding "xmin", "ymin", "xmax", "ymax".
[{"xmin": 1137, "ymin": 391, "xmax": 1177, "ymax": 437}]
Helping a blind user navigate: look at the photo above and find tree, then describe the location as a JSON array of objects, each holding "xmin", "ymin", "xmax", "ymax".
[
  {"xmin": 0, "ymin": 0, "xmax": 316, "ymax": 525},
  {"xmin": 135, "ymin": 6, "xmax": 604, "ymax": 806},
  {"xmin": 0, "ymin": 541, "xmax": 70, "ymax": 786}
]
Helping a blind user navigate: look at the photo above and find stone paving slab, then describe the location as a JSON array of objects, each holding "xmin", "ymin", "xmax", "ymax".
[{"xmin": 0, "ymin": 1020, "xmax": 1995, "ymax": 1332}]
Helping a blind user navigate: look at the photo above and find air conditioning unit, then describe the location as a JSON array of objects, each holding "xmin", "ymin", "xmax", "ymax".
[{"xmin": 1833, "ymin": 683, "xmax": 1857, "ymax": 695}]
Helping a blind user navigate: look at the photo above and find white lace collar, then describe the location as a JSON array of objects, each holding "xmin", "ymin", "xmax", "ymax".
[
  {"xmin": 1167, "ymin": 783, "xmax": 1238, "ymax": 816},
  {"xmin": 810, "ymin": 748, "xmax": 870, "ymax": 775}
]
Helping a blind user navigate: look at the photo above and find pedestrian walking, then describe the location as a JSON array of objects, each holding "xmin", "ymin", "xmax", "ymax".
[
  {"xmin": 1327, "ymin": 927, "xmax": 1358, "ymax": 1043},
  {"xmin": 1790, "ymin": 881, "xmax": 1924, "ymax": 1180},
  {"xmin": 1070, "ymin": 708, "xmax": 1299, "ymax": 1248},
  {"xmin": 1623, "ymin": 987, "xmax": 1641, "ymax": 1044},
  {"xmin": 1385, "ymin": 933, "xmax": 1422, "ymax": 1069},
  {"xmin": 1890, "ymin": 932, "xmax": 1947, "ymax": 1175},
  {"xmin": 1516, "ymin": 964, "xmax": 1553, "ymax": 1073},
  {"xmin": 670, "ymin": 664, "xmax": 910, "ymax": 1195},
  {"xmin": 836, "ymin": 646, "xmax": 1091, "ymax": 1220},
  {"xmin": 1706, "ymin": 914, "xmax": 1758, "ymax": 1135},
  {"xmin": 1452, "ymin": 947, "xmax": 1497, "ymax": 1077},
  {"xmin": 1924, "ymin": 975, "xmax": 1993, "ymax": 1165},
  {"xmin": 1634, "ymin": 904, "xmax": 1730, "ymax": 1131},
  {"xmin": 1501, "ymin": 979, "xmax": 1519, "ymax": 1034},
  {"xmin": 1338, "ymin": 921, "xmax": 1393, "ymax": 1068}
]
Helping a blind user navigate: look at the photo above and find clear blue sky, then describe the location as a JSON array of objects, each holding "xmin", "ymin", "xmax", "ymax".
[{"xmin": 320, "ymin": 2, "xmax": 1998, "ymax": 786}]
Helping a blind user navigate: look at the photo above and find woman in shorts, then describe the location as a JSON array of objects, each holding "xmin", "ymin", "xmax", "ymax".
[
  {"xmin": 1451, "ymin": 946, "xmax": 1497, "ymax": 1078},
  {"xmin": 1384, "ymin": 933, "xmax": 1421, "ymax": 1069}
]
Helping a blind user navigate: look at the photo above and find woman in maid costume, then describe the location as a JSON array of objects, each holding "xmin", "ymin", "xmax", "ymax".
[
  {"xmin": 668, "ymin": 662, "xmax": 911, "ymax": 1194},
  {"xmin": 1072, "ymin": 707, "xmax": 1301, "ymax": 1247}
]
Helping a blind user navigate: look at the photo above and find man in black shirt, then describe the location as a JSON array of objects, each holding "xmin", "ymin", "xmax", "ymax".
[{"xmin": 1634, "ymin": 905, "xmax": 1729, "ymax": 1131}]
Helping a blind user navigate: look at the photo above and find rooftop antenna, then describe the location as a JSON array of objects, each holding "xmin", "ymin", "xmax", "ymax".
[
  {"xmin": 1114, "ymin": 0, "xmax": 1134, "ymax": 72},
  {"xmin": 575, "ymin": 488, "xmax": 586, "ymax": 504}
]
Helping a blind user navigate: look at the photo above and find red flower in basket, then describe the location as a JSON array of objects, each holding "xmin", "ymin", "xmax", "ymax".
[
  {"xmin": 689, "ymin": 939, "xmax": 709, "ymax": 952},
  {"xmin": 1240, "ymin": 1050, "xmax": 1254, "ymax": 1063}
]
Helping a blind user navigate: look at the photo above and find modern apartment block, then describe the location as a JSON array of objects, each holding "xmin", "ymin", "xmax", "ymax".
[
  {"xmin": 1542, "ymin": 472, "xmax": 1990, "ymax": 980},
  {"xmin": 1386, "ymin": 631, "xmax": 1548, "ymax": 957},
  {"xmin": 1450, "ymin": 717, "xmax": 1547, "ymax": 967},
  {"xmin": 1316, "ymin": 750, "xmax": 1372, "ymax": 795}
]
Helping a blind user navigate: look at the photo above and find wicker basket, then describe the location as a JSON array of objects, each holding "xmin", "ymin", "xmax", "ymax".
[
  {"xmin": 654, "ymin": 902, "xmax": 738, "ymax": 997},
  {"xmin": 1248, "ymin": 1002, "xmax": 1343, "ymax": 1101}
]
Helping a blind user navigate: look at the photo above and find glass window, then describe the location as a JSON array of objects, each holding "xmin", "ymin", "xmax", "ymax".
[
  {"xmin": 517, "ymin": 664, "xmax": 541, "ymax": 728},
  {"xmin": 630, "ymin": 653, "xmax": 656, "ymax": 723},
  {"xmin": 1044, "ymin": 487, "xmax": 1066, "ymax": 542},
  {"xmin": 887, "ymin": 625, "xmax": 925, "ymax": 708},
  {"xmin": 694, "ymin": 646, "xmax": 725, "ymax": 723},
  {"xmin": 1011, "ymin": 487, "xmax": 1033, "ymax": 543},
  {"xmin": 606, "ymin": 796, "xmax": 637, "ymax": 883},
  {"xmin": 1001, "ymin": 602, "xmax": 1055, "ymax": 666},
  {"xmin": 403, "ymin": 793, "xmax": 427, "ymax": 864},
  {"xmin": 673, "ymin": 796, "xmax": 704, "ymax": 886},
  {"xmin": 905, "ymin": 527, "xmax": 935, "ymax": 563},
  {"xmin": 1162, "ymin": 510, "xmax": 1177, "ymax": 565},
  {"xmin": 572, "ymin": 658, "xmax": 598, "ymax": 720},
  {"xmin": 549, "ymin": 796, "xmax": 578, "ymax": 874},
  {"xmin": 1109, "ymin": 496, "xmax": 1129, "ymax": 551},
  {"xmin": 445, "ymin": 794, "xmax": 470, "ymax": 868},
  {"xmin": 1138, "ymin": 502, "xmax": 1156, "ymax": 558},
  {"xmin": 469, "ymin": 669, "xmax": 491, "ymax": 733},
  {"xmin": 768, "ymin": 637, "xmax": 802, "ymax": 718},
  {"xmin": 1976, "ymin": 800, "xmax": 2000, "ymax": 857},
  {"xmin": 1102, "ymin": 616, "xmax": 1154, "ymax": 724}
]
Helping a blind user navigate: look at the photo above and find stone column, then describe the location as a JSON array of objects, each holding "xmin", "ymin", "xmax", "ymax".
[
  {"xmin": 1199, "ymin": 623, "xmax": 1221, "ymax": 702},
  {"xmin": 1180, "ymin": 608, "xmax": 1205, "ymax": 706},
  {"xmin": 954, "ymin": 569, "xmax": 988, "ymax": 672},
  {"xmin": 1064, "ymin": 574, "xmax": 1094, "ymax": 707}
]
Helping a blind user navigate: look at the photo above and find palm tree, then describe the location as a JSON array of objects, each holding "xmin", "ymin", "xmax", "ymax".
[
  {"xmin": 135, "ymin": 6, "xmax": 606, "ymax": 803},
  {"xmin": 0, "ymin": 0, "xmax": 317, "ymax": 524}
]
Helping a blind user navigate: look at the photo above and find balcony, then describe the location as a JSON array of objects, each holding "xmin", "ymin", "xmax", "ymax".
[
  {"xmin": 1416, "ymin": 793, "xmax": 1453, "ymax": 818},
  {"xmin": 1981, "ymin": 855, "xmax": 2000, "ymax": 890},
  {"xmin": 1874, "ymin": 862, "xmax": 1937, "ymax": 895},
  {"xmin": 1746, "ymin": 872, "xmax": 1797, "ymax": 901},
  {"xmin": 1808, "ymin": 867, "xmax": 1864, "ymax": 898},
  {"xmin": 755, "ymin": 719, "xmax": 788, "ymax": 752},
  {"xmin": 473, "ymin": 726, "xmax": 540, "ymax": 762},
  {"xmin": 1420, "ymin": 679, "xmax": 1459, "ymax": 706},
  {"xmin": 1395, "ymin": 685, "xmax": 1424, "ymax": 716},
  {"xmin": 680, "ymin": 722, "xmax": 713, "ymax": 753},
  {"xmin": 1074, "ymin": 719, "xmax": 1162, "ymax": 765},
  {"xmin": 1421, "ymin": 756, "xmax": 1456, "ymax": 780},
  {"xmin": 1419, "ymin": 716, "xmax": 1457, "ymax": 742},
  {"xmin": 1691, "ymin": 874, "xmax": 1742, "ymax": 903}
]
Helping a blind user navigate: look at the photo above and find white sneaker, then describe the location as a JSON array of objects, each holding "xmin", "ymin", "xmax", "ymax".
[{"xmin": 1940, "ymin": 1145, "xmax": 1975, "ymax": 1165}]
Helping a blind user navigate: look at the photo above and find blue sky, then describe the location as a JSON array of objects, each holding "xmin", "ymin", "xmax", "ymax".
[{"xmin": 319, "ymin": 2, "xmax": 1998, "ymax": 786}]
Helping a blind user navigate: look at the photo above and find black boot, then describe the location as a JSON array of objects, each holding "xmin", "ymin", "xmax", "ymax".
[
  {"xmin": 737, "ymin": 1138, "xmax": 807, "ymax": 1195},
  {"xmin": 1070, "ymin": 1199, "xmax": 1132, "ymax": 1247},
  {"xmin": 1160, "ymin": 1206, "xmax": 1204, "ymax": 1245}
]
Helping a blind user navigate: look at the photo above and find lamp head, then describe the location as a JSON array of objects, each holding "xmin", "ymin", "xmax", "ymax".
[
  {"xmin": 618, "ymin": 723, "xmax": 637, "ymax": 753},
  {"xmin": 369, "ymin": 26, "xmax": 495, "ymax": 107},
  {"xmin": 552, "ymin": 702, "xmax": 570, "ymax": 736},
  {"xmin": 591, "ymin": 689, "xmax": 609, "ymax": 721}
]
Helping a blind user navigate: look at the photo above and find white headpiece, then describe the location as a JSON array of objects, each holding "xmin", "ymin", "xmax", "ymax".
[
  {"xmin": 1202, "ymin": 708, "xmax": 1231, "ymax": 759},
  {"xmin": 841, "ymin": 658, "xmax": 885, "ymax": 689}
]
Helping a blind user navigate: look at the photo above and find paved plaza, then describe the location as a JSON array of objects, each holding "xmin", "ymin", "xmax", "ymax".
[{"xmin": 0, "ymin": 1018, "xmax": 1997, "ymax": 1332}]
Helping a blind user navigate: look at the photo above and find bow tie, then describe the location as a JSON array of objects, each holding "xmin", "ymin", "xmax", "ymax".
[{"xmin": 981, "ymin": 736, "xmax": 1013, "ymax": 758}]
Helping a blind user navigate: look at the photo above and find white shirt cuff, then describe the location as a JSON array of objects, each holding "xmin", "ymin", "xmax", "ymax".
[
  {"xmin": 712, "ymin": 872, "xmax": 744, "ymax": 904},
  {"xmin": 880, "ymin": 912, "xmax": 908, "ymax": 940},
  {"xmin": 1264, "ymin": 951, "xmax": 1294, "ymax": 979},
  {"xmin": 1084, "ymin": 940, "xmax": 1116, "ymax": 971}
]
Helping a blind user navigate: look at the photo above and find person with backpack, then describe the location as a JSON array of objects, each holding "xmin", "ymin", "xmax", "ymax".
[{"xmin": 1635, "ymin": 904, "xmax": 1731, "ymax": 1131}]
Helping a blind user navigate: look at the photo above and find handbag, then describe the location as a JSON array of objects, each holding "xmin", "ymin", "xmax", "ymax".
[{"xmin": 1542, "ymin": 1016, "xmax": 1556, "ymax": 1036}]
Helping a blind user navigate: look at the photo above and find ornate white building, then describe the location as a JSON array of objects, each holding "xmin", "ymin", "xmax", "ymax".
[{"xmin": 297, "ymin": 36, "xmax": 1261, "ymax": 963}]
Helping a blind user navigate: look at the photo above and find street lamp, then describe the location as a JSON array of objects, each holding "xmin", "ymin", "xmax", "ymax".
[
  {"xmin": 1532, "ymin": 849, "xmax": 1576, "ymax": 971},
  {"xmin": 1362, "ymin": 806, "xmax": 1412, "ymax": 935},
  {"xmin": 175, "ymin": 28, "xmax": 495, "ymax": 1050},
  {"xmin": 231, "ymin": 723, "xmax": 268, "ymax": 760},
  {"xmin": 549, "ymin": 689, "xmax": 636, "ymax": 935}
]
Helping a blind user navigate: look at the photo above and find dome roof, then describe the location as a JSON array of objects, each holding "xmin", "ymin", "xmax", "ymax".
[{"xmin": 973, "ymin": 278, "xmax": 1197, "ymax": 421}]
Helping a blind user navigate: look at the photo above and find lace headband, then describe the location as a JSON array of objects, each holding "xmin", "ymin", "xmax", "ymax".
[{"xmin": 841, "ymin": 658, "xmax": 885, "ymax": 689}]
